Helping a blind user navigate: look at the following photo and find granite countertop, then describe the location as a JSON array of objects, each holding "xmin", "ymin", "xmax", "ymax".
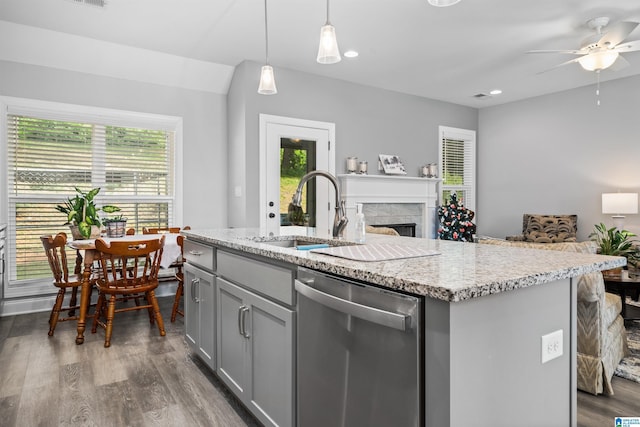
[{"xmin": 181, "ymin": 227, "xmax": 625, "ymax": 302}]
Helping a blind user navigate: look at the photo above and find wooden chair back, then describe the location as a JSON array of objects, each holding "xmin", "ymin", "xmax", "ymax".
[
  {"xmin": 41, "ymin": 232, "xmax": 73, "ymax": 285},
  {"xmin": 94, "ymin": 236, "xmax": 165, "ymax": 293},
  {"xmin": 140, "ymin": 226, "xmax": 191, "ymax": 322},
  {"xmin": 40, "ymin": 232, "xmax": 86, "ymax": 336},
  {"xmin": 92, "ymin": 236, "xmax": 167, "ymax": 347}
]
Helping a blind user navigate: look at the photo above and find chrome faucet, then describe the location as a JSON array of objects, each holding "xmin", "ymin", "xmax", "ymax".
[{"xmin": 292, "ymin": 170, "xmax": 348, "ymax": 239}]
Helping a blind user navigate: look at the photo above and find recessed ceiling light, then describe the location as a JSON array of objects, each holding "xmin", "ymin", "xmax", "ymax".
[
  {"xmin": 344, "ymin": 50, "xmax": 359, "ymax": 58},
  {"xmin": 489, "ymin": 89, "xmax": 502, "ymax": 95}
]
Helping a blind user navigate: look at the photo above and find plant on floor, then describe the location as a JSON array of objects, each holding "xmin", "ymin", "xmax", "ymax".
[
  {"xmin": 589, "ymin": 222, "xmax": 637, "ymax": 258},
  {"xmin": 55, "ymin": 187, "xmax": 120, "ymax": 238}
]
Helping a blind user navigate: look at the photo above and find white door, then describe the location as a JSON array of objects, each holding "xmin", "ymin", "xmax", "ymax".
[{"xmin": 259, "ymin": 115, "xmax": 335, "ymax": 235}]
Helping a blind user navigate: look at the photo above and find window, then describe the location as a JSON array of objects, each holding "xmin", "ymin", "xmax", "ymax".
[
  {"xmin": 439, "ymin": 126, "xmax": 476, "ymax": 211},
  {"xmin": 1, "ymin": 97, "xmax": 182, "ymax": 297}
]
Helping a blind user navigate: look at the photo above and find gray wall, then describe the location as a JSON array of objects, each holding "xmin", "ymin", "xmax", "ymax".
[
  {"xmin": 478, "ymin": 74, "xmax": 640, "ymax": 242},
  {"xmin": 0, "ymin": 60, "xmax": 228, "ymax": 229},
  {"xmin": 227, "ymin": 61, "xmax": 478, "ymax": 227}
]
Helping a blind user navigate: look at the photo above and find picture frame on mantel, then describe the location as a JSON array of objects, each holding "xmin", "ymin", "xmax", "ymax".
[{"xmin": 378, "ymin": 154, "xmax": 407, "ymax": 175}]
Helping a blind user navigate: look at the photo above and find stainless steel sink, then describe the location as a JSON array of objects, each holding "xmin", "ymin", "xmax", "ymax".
[{"xmin": 255, "ymin": 236, "xmax": 356, "ymax": 249}]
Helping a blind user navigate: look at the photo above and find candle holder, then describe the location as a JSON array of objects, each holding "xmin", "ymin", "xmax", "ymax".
[
  {"xmin": 346, "ymin": 157, "xmax": 358, "ymax": 174},
  {"xmin": 358, "ymin": 161, "xmax": 368, "ymax": 175}
]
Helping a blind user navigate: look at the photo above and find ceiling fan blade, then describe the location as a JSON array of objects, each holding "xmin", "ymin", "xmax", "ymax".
[
  {"xmin": 598, "ymin": 21, "xmax": 639, "ymax": 47},
  {"xmin": 609, "ymin": 55, "xmax": 630, "ymax": 71},
  {"xmin": 536, "ymin": 56, "xmax": 582, "ymax": 74},
  {"xmin": 613, "ymin": 39, "xmax": 640, "ymax": 53},
  {"xmin": 527, "ymin": 49, "xmax": 584, "ymax": 55}
]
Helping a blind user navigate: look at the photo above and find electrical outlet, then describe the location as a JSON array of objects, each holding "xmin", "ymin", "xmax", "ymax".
[{"xmin": 541, "ymin": 329, "xmax": 563, "ymax": 364}]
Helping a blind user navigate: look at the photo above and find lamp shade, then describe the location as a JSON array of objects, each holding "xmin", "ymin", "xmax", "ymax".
[
  {"xmin": 428, "ymin": 0, "xmax": 461, "ymax": 6},
  {"xmin": 602, "ymin": 193, "xmax": 638, "ymax": 214},
  {"xmin": 578, "ymin": 51, "xmax": 619, "ymax": 71},
  {"xmin": 258, "ymin": 65, "xmax": 277, "ymax": 95},
  {"xmin": 317, "ymin": 24, "xmax": 341, "ymax": 64}
]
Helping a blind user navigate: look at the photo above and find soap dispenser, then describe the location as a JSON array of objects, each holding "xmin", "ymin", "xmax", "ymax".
[{"xmin": 355, "ymin": 203, "xmax": 366, "ymax": 243}]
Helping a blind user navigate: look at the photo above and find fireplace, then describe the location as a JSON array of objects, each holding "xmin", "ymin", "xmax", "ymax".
[
  {"xmin": 339, "ymin": 174, "xmax": 440, "ymax": 239},
  {"xmin": 370, "ymin": 223, "xmax": 416, "ymax": 237}
]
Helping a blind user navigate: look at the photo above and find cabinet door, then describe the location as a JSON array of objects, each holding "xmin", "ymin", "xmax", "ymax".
[
  {"xmin": 216, "ymin": 278, "xmax": 250, "ymax": 396},
  {"xmin": 184, "ymin": 264, "xmax": 200, "ymax": 349},
  {"xmin": 247, "ymin": 289, "xmax": 295, "ymax": 427},
  {"xmin": 184, "ymin": 264, "xmax": 216, "ymax": 370},
  {"xmin": 217, "ymin": 277, "xmax": 295, "ymax": 427}
]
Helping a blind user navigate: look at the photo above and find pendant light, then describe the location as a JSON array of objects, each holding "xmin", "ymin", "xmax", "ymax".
[
  {"xmin": 258, "ymin": 0, "xmax": 277, "ymax": 95},
  {"xmin": 428, "ymin": 0, "xmax": 461, "ymax": 6},
  {"xmin": 317, "ymin": 0, "xmax": 341, "ymax": 64}
]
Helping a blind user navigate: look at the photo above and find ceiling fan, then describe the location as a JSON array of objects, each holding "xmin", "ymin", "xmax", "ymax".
[{"xmin": 529, "ymin": 17, "xmax": 640, "ymax": 73}]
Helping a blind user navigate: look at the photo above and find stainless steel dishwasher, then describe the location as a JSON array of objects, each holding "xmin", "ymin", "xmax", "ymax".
[{"xmin": 295, "ymin": 267, "xmax": 423, "ymax": 427}]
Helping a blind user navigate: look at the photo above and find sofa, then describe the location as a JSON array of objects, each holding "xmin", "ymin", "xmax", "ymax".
[
  {"xmin": 506, "ymin": 214, "xmax": 578, "ymax": 243},
  {"xmin": 478, "ymin": 237, "xmax": 629, "ymax": 395}
]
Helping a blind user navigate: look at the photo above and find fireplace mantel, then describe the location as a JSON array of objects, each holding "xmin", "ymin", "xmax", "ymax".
[{"xmin": 338, "ymin": 174, "xmax": 440, "ymax": 238}]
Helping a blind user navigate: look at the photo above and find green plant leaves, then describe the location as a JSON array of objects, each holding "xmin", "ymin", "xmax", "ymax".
[
  {"xmin": 590, "ymin": 222, "xmax": 637, "ymax": 257},
  {"xmin": 102, "ymin": 205, "xmax": 121, "ymax": 214},
  {"xmin": 78, "ymin": 222, "xmax": 91, "ymax": 239},
  {"xmin": 55, "ymin": 187, "xmax": 122, "ymax": 230}
]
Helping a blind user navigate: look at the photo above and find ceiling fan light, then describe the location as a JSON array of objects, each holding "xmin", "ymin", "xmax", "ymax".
[
  {"xmin": 427, "ymin": 0, "xmax": 461, "ymax": 6},
  {"xmin": 317, "ymin": 24, "xmax": 341, "ymax": 64},
  {"xmin": 578, "ymin": 50, "xmax": 619, "ymax": 71},
  {"xmin": 258, "ymin": 65, "xmax": 277, "ymax": 95}
]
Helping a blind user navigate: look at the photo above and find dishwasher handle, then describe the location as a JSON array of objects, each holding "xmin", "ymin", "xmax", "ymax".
[{"xmin": 295, "ymin": 279, "xmax": 409, "ymax": 331}]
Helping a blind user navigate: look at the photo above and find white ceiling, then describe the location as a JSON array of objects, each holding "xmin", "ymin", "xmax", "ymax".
[{"xmin": 2, "ymin": 0, "xmax": 640, "ymax": 108}]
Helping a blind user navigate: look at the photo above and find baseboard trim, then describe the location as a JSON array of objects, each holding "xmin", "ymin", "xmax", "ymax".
[{"xmin": 0, "ymin": 281, "xmax": 178, "ymax": 317}]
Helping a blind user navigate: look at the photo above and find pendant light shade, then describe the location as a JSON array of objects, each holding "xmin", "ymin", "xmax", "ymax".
[
  {"xmin": 258, "ymin": 65, "xmax": 277, "ymax": 94},
  {"xmin": 428, "ymin": 0, "xmax": 461, "ymax": 6},
  {"xmin": 317, "ymin": 0, "xmax": 341, "ymax": 64},
  {"xmin": 258, "ymin": 0, "xmax": 277, "ymax": 95}
]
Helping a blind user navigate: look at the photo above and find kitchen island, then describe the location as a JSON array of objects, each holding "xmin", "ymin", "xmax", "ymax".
[{"xmin": 181, "ymin": 227, "xmax": 624, "ymax": 427}]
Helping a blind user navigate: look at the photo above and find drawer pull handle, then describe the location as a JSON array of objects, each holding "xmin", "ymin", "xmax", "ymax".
[{"xmin": 189, "ymin": 250, "xmax": 204, "ymax": 256}]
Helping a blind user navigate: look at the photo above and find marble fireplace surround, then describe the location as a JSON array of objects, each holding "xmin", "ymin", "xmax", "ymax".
[{"xmin": 339, "ymin": 174, "xmax": 440, "ymax": 239}]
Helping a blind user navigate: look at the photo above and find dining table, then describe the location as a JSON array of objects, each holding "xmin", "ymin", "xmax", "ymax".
[{"xmin": 68, "ymin": 233, "xmax": 182, "ymax": 344}]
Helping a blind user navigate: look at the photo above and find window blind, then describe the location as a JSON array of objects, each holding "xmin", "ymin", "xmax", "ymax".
[
  {"xmin": 439, "ymin": 127, "xmax": 476, "ymax": 211},
  {"xmin": 6, "ymin": 113, "xmax": 175, "ymax": 282}
]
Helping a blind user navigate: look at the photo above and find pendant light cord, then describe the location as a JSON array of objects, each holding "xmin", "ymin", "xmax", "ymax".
[
  {"xmin": 326, "ymin": 0, "xmax": 331, "ymax": 25},
  {"xmin": 264, "ymin": 0, "xmax": 270, "ymax": 64}
]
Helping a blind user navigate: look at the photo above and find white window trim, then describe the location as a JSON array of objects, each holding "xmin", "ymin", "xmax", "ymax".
[
  {"xmin": 438, "ymin": 126, "xmax": 476, "ymax": 212},
  {"xmin": 0, "ymin": 96, "xmax": 184, "ymax": 298}
]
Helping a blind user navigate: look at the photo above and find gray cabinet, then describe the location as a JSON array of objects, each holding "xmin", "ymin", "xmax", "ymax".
[
  {"xmin": 183, "ymin": 239, "xmax": 216, "ymax": 370},
  {"xmin": 0, "ymin": 224, "xmax": 5, "ymax": 299},
  {"xmin": 216, "ymin": 251, "xmax": 295, "ymax": 427}
]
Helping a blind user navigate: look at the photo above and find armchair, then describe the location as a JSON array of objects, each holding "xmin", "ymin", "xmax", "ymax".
[{"xmin": 478, "ymin": 237, "xmax": 629, "ymax": 395}]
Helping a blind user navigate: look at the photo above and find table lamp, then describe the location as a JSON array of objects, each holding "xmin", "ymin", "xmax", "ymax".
[{"xmin": 602, "ymin": 192, "xmax": 638, "ymax": 230}]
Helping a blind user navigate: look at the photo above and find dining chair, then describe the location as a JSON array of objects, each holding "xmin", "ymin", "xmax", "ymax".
[
  {"xmin": 91, "ymin": 235, "xmax": 166, "ymax": 347},
  {"xmin": 41, "ymin": 232, "xmax": 92, "ymax": 336},
  {"xmin": 142, "ymin": 226, "xmax": 191, "ymax": 322}
]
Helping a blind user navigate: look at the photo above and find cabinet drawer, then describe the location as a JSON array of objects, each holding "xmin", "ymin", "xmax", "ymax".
[
  {"xmin": 184, "ymin": 239, "xmax": 216, "ymax": 272},
  {"xmin": 218, "ymin": 250, "xmax": 294, "ymax": 306}
]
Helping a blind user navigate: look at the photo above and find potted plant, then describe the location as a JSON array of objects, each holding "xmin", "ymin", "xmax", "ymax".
[
  {"xmin": 589, "ymin": 222, "xmax": 637, "ymax": 277},
  {"xmin": 103, "ymin": 214, "xmax": 128, "ymax": 238},
  {"xmin": 55, "ymin": 187, "xmax": 121, "ymax": 239}
]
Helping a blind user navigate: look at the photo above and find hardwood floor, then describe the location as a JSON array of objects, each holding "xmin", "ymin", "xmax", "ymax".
[
  {"xmin": 0, "ymin": 296, "xmax": 259, "ymax": 427},
  {"xmin": 1, "ymin": 296, "xmax": 639, "ymax": 426}
]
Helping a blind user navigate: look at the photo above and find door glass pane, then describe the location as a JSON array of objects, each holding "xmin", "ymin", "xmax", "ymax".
[{"xmin": 280, "ymin": 138, "xmax": 316, "ymax": 226}]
